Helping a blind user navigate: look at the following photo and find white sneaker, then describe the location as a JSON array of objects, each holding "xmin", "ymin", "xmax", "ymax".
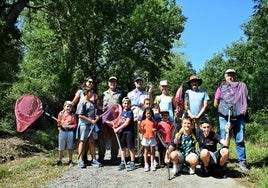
[
  {"xmin": 172, "ymin": 163, "xmax": 181, "ymax": 175},
  {"xmin": 150, "ymin": 164, "xmax": 156, "ymax": 171},
  {"xmin": 189, "ymin": 166, "xmax": 195, "ymax": 175},
  {"xmin": 144, "ymin": 163, "xmax": 149, "ymax": 172}
]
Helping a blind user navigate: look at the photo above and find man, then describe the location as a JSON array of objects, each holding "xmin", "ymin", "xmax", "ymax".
[
  {"xmin": 127, "ymin": 77, "xmax": 152, "ymax": 163},
  {"xmin": 184, "ymin": 75, "xmax": 209, "ymax": 127},
  {"xmin": 214, "ymin": 69, "xmax": 250, "ymax": 173},
  {"xmin": 127, "ymin": 77, "xmax": 152, "ymax": 121},
  {"xmin": 98, "ymin": 76, "xmax": 124, "ymax": 165}
]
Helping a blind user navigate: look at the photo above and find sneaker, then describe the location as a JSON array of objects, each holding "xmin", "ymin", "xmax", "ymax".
[
  {"xmin": 92, "ymin": 159, "xmax": 103, "ymax": 167},
  {"xmin": 144, "ymin": 163, "xmax": 150, "ymax": 172},
  {"xmin": 77, "ymin": 160, "xmax": 86, "ymax": 168},
  {"xmin": 239, "ymin": 161, "xmax": 250, "ymax": 174},
  {"xmin": 172, "ymin": 163, "xmax": 181, "ymax": 175},
  {"xmin": 55, "ymin": 160, "xmax": 62, "ymax": 167},
  {"xmin": 118, "ymin": 161, "xmax": 125, "ymax": 171},
  {"xmin": 150, "ymin": 164, "xmax": 156, "ymax": 171},
  {"xmin": 84, "ymin": 159, "xmax": 91, "ymax": 166},
  {"xmin": 68, "ymin": 160, "xmax": 74, "ymax": 167},
  {"xmin": 154, "ymin": 160, "xmax": 159, "ymax": 169},
  {"xmin": 189, "ymin": 166, "xmax": 195, "ymax": 175},
  {"xmin": 129, "ymin": 161, "xmax": 135, "ymax": 171}
]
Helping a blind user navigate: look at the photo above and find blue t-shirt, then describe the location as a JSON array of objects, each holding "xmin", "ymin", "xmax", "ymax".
[
  {"xmin": 184, "ymin": 89, "xmax": 209, "ymax": 116},
  {"xmin": 76, "ymin": 99, "xmax": 95, "ymax": 125},
  {"xmin": 120, "ymin": 109, "xmax": 134, "ymax": 133}
]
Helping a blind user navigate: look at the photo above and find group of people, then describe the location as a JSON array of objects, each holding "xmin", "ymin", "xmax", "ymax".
[{"xmin": 55, "ymin": 68, "xmax": 250, "ymax": 176}]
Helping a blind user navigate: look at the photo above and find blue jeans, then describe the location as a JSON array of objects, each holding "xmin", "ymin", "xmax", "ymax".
[{"xmin": 219, "ymin": 116, "xmax": 247, "ymax": 162}]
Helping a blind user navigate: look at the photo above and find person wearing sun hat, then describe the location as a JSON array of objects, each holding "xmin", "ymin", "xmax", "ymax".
[
  {"xmin": 214, "ymin": 68, "xmax": 250, "ymax": 173},
  {"xmin": 184, "ymin": 75, "xmax": 209, "ymax": 127}
]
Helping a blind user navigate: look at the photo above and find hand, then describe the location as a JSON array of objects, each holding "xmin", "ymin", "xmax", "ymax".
[
  {"xmin": 164, "ymin": 151, "xmax": 171, "ymax": 164},
  {"xmin": 114, "ymin": 127, "xmax": 120, "ymax": 134},
  {"xmin": 225, "ymin": 122, "xmax": 231, "ymax": 133},
  {"xmin": 62, "ymin": 122, "xmax": 68, "ymax": 128}
]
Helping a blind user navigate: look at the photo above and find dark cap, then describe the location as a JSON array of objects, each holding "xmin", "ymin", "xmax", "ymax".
[{"xmin": 134, "ymin": 77, "xmax": 143, "ymax": 82}]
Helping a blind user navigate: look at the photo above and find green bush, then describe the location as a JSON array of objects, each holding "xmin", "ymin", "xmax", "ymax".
[{"xmin": 246, "ymin": 108, "xmax": 268, "ymax": 144}]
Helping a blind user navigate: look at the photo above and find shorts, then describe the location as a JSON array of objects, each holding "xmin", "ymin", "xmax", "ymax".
[
  {"xmin": 141, "ymin": 137, "xmax": 157, "ymax": 147},
  {"xmin": 172, "ymin": 151, "xmax": 185, "ymax": 163},
  {"xmin": 119, "ymin": 132, "xmax": 135, "ymax": 149},
  {"xmin": 173, "ymin": 151, "xmax": 198, "ymax": 164},
  {"xmin": 209, "ymin": 150, "xmax": 221, "ymax": 165},
  {"xmin": 76, "ymin": 123, "xmax": 98, "ymax": 141},
  {"xmin": 58, "ymin": 130, "xmax": 74, "ymax": 150}
]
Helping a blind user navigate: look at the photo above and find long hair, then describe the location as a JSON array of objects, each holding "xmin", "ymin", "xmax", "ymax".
[{"xmin": 142, "ymin": 107, "xmax": 155, "ymax": 120}]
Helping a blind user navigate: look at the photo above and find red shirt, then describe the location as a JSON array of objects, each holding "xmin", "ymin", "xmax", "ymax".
[{"xmin": 157, "ymin": 120, "xmax": 174, "ymax": 143}]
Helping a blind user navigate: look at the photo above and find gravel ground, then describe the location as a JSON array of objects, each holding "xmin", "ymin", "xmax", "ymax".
[{"xmin": 41, "ymin": 150, "xmax": 246, "ymax": 188}]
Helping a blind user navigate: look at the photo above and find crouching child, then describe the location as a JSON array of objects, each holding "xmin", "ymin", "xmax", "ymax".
[
  {"xmin": 165, "ymin": 117, "xmax": 199, "ymax": 175},
  {"xmin": 196, "ymin": 117, "xmax": 230, "ymax": 177}
]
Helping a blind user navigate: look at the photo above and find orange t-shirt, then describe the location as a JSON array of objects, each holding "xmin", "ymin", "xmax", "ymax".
[{"xmin": 140, "ymin": 119, "xmax": 157, "ymax": 138}]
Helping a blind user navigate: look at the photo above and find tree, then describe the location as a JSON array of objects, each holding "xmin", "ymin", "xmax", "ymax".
[
  {"xmin": 6, "ymin": 0, "xmax": 186, "ymax": 118},
  {"xmin": 200, "ymin": 0, "xmax": 268, "ymax": 116}
]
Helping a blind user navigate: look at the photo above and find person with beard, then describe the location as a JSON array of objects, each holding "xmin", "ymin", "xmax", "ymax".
[{"xmin": 184, "ymin": 75, "xmax": 209, "ymax": 127}]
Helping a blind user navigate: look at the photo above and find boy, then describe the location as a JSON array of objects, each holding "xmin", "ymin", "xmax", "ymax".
[
  {"xmin": 114, "ymin": 97, "xmax": 136, "ymax": 171},
  {"xmin": 157, "ymin": 110, "xmax": 174, "ymax": 167},
  {"xmin": 76, "ymin": 87, "xmax": 101, "ymax": 168},
  {"xmin": 55, "ymin": 101, "xmax": 77, "ymax": 167},
  {"xmin": 165, "ymin": 117, "xmax": 199, "ymax": 175},
  {"xmin": 196, "ymin": 118, "xmax": 230, "ymax": 177}
]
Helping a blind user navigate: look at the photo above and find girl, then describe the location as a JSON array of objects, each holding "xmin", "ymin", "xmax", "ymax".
[{"xmin": 139, "ymin": 107, "xmax": 157, "ymax": 172}]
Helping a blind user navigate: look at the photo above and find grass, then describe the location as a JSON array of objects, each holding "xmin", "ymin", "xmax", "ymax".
[
  {"xmin": 228, "ymin": 138, "xmax": 268, "ymax": 188},
  {"xmin": 0, "ymin": 151, "xmax": 69, "ymax": 188}
]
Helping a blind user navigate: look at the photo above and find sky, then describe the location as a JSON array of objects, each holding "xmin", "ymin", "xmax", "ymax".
[{"xmin": 175, "ymin": 0, "xmax": 255, "ymax": 72}]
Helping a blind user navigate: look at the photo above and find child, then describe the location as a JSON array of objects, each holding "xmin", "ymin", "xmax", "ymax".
[
  {"xmin": 76, "ymin": 87, "xmax": 102, "ymax": 168},
  {"xmin": 157, "ymin": 110, "xmax": 174, "ymax": 167},
  {"xmin": 114, "ymin": 97, "xmax": 136, "ymax": 171},
  {"xmin": 136, "ymin": 98, "xmax": 151, "ymax": 165},
  {"xmin": 55, "ymin": 101, "xmax": 77, "ymax": 167},
  {"xmin": 139, "ymin": 107, "xmax": 157, "ymax": 172},
  {"xmin": 165, "ymin": 117, "xmax": 199, "ymax": 175},
  {"xmin": 196, "ymin": 117, "xmax": 230, "ymax": 177}
]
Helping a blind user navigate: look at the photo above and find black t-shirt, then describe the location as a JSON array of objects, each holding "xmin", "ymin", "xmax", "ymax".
[{"xmin": 195, "ymin": 129, "xmax": 222, "ymax": 152}]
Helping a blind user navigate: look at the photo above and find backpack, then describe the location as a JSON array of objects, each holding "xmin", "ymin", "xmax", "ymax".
[{"xmin": 218, "ymin": 82, "xmax": 241, "ymax": 117}]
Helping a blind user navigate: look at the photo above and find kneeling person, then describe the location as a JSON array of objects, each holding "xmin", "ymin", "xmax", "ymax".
[
  {"xmin": 165, "ymin": 117, "xmax": 199, "ymax": 175},
  {"xmin": 196, "ymin": 118, "xmax": 230, "ymax": 176}
]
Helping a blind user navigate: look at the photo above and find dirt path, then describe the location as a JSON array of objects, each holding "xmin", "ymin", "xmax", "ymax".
[
  {"xmin": 41, "ymin": 147, "xmax": 246, "ymax": 188},
  {"xmin": 41, "ymin": 163, "xmax": 245, "ymax": 188},
  {"xmin": 0, "ymin": 136, "xmax": 246, "ymax": 188}
]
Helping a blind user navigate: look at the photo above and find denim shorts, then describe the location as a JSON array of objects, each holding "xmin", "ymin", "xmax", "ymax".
[{"xmin": 58, "ymin": 130, "xmax": 74, "ymax": 150}]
